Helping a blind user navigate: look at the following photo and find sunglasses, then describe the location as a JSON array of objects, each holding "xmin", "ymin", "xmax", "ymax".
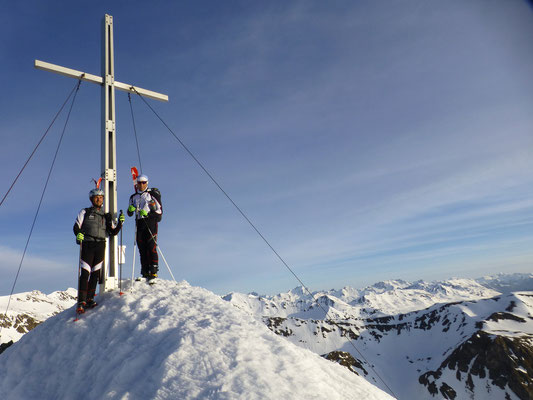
[{"xmin": 138, "ymin": 181, "xmax": 148, "ymax": 184}]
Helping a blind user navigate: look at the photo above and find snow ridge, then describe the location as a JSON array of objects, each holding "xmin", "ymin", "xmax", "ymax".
[{"xmin": 0, "ymin": 280, "xmax": 393, "ymax": 400}]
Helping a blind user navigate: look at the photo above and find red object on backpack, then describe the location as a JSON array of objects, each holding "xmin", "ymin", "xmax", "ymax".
[{"xmin": 131, "ymin": 167, "xmax": 139, "ymax": 193}]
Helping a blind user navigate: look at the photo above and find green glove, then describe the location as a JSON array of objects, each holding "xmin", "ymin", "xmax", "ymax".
[
  {"xmin": 139, "ymin": 209, "xmax": 148, "ymax": 217},
  {"xmin": 128, "ymin": 205, "xmax": 136, "ymax": 213},
  {"xmin": 76, "ymin": 232, "xmax": 84, "ymax": 242},
  {"xmin": 119, "ymin": 212, "xmax": 125, "ymax": 223}
]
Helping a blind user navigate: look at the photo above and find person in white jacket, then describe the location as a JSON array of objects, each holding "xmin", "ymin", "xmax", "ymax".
[{"xmin": 127, "ymin": 174, "xmax": 162, "ymax": 280}]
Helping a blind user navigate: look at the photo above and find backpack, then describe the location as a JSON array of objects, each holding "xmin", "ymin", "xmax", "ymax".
[{"xmin": 148, "ymin": 188, "xmax": 163, "ymax": 221}]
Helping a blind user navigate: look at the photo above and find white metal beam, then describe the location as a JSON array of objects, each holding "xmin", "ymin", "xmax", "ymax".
[
  {"xmin": 113, "ymin": 81, "xmax": 169, "ymax": 102},
  {"xmin": 34, "ymin": 60, "xmax": 169, "ymax": 102},
  {"xmin": 35, "ymin": 60, "xmax": 103, "ymax": 85},
  {"xmin": 102, "ymin": 13, "xmax": 118, "ymax": 292}
]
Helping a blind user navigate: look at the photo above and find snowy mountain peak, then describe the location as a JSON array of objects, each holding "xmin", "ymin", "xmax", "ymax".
[
  {"xmin": 366, "ymin": 279, "xmax": 410, "ymax": 293},
  {"xmin": 0, "ymin": 280, "xmax": 394, "ymax": 399},
  {"xmin": 333, "ymin": 286, "xmax": 361, "ymax": 301},
  {"xmin": 477, "ymin": 272, "xmax": 533, "ymax": 293},
  {"xmin": 0, "ymin": 288, "xmax": 76, "ymax": 344},
  {"xmin": 285, "ymin": 285, "xmax": 310, "ymax": 299}
]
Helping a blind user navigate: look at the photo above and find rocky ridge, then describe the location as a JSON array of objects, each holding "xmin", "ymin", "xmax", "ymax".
[{"xmin": 0, "ymin": 288, "xmax": 76, "ymax": 352}]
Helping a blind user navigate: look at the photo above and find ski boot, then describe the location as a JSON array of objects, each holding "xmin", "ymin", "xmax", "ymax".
[
  {"xmin": 86, "ymin": 299, "xmax": 97, "ymax": 309},
  {"xmin": 146, "ymin": 265, "xmax": 158, "ymax": 284},
  {"xmin": 136, "ymin": 269, "xmax": 149, "ymax": 282},
  {"xmin": 76, "ymin": 301, "xmax": 86, "ymax": 314}
]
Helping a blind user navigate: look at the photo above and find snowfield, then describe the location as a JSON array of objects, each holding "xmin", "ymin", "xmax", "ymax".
[{"xmin": 0, "ymin": 280, "xmax": 395, "ymax": 400}]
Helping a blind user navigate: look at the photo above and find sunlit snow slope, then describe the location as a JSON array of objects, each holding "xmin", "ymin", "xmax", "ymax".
[{"xmin": 0, "ymin": 280, "xmax": 395, "ymax": 400}]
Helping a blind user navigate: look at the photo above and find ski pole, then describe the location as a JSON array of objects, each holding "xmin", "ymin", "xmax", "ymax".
[
  {"xmin": 130, "ymin": 214, "xmax": 137, "ymax": 292},
  {"xmin": 74, "ymin": 241, "xmax": 82, "ymax": 321},
  {"xmin": 155, "ymin": 242, "xmax": 176, "ymax": 282},
  {"xmin": 129, "ymin": 167, "xmax": 139, "ymax": 291},
  {"xmin": 119, "ymin": 210, "xmax": 124, "ymax": 295},
  {"xmin": 142, "ymin": 217, "xmax": 176, "ymax": 282}
]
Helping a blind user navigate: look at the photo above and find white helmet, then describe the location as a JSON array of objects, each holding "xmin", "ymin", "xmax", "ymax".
[
  {"xmin": 137, "ymin": 175, "xmax": 149, "ymax": 184},
  {"xmin": 89, "ymin": 188, "xmax": 104, "ymax": 198}
]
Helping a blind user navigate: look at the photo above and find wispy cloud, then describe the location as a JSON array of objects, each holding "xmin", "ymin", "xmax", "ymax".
[
  {"xmin": 2, "ymin": 1, "xmax": 533, "ymax": 296},
  {"xmin": 0, "ymin": 245, "xmax": 72, "ymax": 294}
]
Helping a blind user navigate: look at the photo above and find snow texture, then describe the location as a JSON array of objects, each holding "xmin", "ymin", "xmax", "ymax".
[{"xmin": 0, "ymin": 280, "xmax": 394, "ymax": 400}]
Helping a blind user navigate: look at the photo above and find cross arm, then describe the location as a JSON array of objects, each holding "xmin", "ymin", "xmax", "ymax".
[
  {"xmin": 35, "ymin": 59, "xmax": 103, "ymax": 85},
  {"xmin": 114, "ymin": 81, "xmax": 169, "ymax": 102},
  {"xmin": 34, "ymin": 60, "xmax": 169, "ymax": 102}
]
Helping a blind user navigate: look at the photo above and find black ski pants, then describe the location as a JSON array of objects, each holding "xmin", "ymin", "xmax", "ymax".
[
  {"xmin": 136, "ymin": 218, "xmax": 158, "ymax": 276},
  {"xmin": 78, "ymin": 241, "xmax": 105, "ymax": 303}
]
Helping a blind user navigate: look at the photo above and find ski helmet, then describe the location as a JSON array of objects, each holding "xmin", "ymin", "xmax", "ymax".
[
  {"xmin": 137, "ymin": 175, "xmax": 149, "ymax": 184},
  {"xmin": 89, "ymin": 188, "xmax": 104, "ymax": 199}
]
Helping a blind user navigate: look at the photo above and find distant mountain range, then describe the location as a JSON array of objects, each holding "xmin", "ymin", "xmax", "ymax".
[
  {"xmin": 0, "ymin": 288, "xmax": 77, "ymax": 351},
  {"xmin": 223, "ymin": 273, "xmax": 533, "ymax": 400},
  {"xmin": 1, "ymin": 273, "xmax": 532, "ymax": 399}
]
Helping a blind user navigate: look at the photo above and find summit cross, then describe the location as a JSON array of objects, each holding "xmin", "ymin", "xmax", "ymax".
[{"xmin": 35, "ymin": 14, "xmax": 168, "ymax": 292}]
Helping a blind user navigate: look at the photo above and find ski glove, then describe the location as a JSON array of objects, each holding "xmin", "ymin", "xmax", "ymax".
[
  {"xmin": 119, "ymin": 212, "xmax": 125, "ymax": 223},
  {"xmin": 139, "ymin": 209, "xmax": 148, "ymax": 217},
  {"xmin": 76, "ymin": 233, "xmax": 84, "ymax": 242},
  {"xmin": 128, "ymin": 205, "xmax": 136, "ymax": 213}
]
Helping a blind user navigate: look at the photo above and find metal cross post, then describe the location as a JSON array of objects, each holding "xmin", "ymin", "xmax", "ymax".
[{"xmin": 35, "ymin": 14, "xmax": 168, "ymax": 292}]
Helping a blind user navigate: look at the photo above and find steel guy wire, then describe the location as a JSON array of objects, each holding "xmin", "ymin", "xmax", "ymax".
[
  {"xmin": 130, "ymin": 88, "xmax": 398, "ymax": 399},
  {"xmin": 0, "ymin": 80, "xmax": 82, "ymax": 341},
  {"xmin": 1, "ymin": 81, "xmax": 81, "ymax": 208}
]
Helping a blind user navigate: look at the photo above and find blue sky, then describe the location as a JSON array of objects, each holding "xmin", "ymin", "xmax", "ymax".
[{"xmin": 1, "ymin": 0, "xmax": 532, "ymax": 296}]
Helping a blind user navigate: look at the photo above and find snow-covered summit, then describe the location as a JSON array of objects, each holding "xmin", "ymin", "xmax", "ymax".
[
  {"xmin": 365, "ymin": 279, "xmax": 411, "ymax": 293},
  {"xmin": 0, "ymin": 280, "xmax": 394, "ymax": 400}
]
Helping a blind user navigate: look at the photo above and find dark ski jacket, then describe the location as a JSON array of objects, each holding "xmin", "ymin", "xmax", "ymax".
[{"xmin": 74, "ymin": 207, "xmax": 122, "ymax": 242}]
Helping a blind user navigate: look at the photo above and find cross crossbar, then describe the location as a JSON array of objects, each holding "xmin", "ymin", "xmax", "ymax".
[{"xmin": 35, "ymin": 60, "xmax": 169, "ymax": 102}]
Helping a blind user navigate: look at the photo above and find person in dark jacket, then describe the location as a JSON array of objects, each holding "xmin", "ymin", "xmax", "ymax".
[
  {"xmin": 127, "ymin": 174, "xmax": 162, "ymax": 280},
  {"xmin": 73, "ymin": 188, "xmax": 124, "ymax": 313}
]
